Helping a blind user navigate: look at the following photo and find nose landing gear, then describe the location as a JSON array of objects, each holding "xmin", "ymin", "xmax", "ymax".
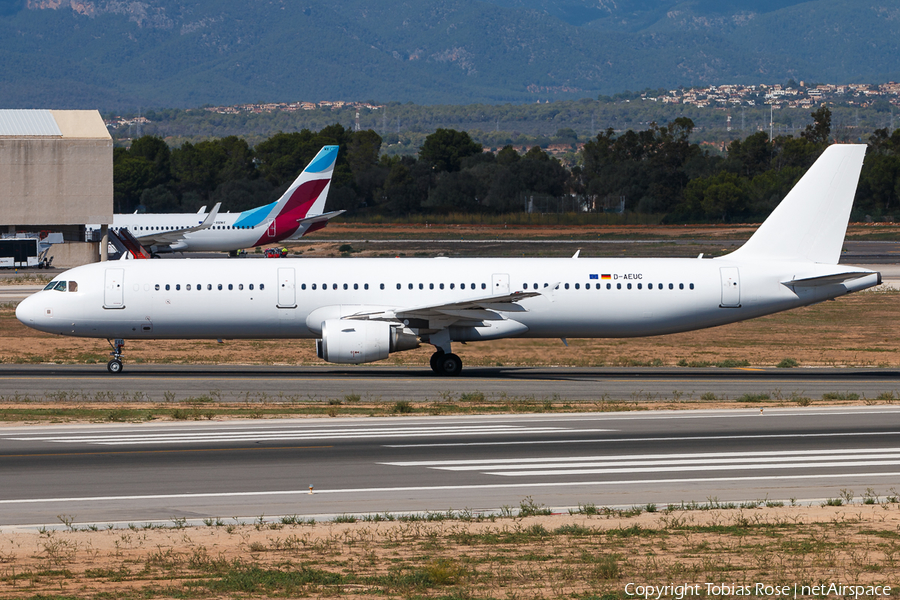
[{"xmin": 107, "ymin": 338, "xmax": 125, "ymax": 374}]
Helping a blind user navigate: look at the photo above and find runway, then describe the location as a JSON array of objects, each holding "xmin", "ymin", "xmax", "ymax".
[
  {"xmin": 1, "ymin": 406, "xmax": 898, "ymax": 527},
  {"xmin": 1, "ymin": 364, "xmax": 900, "ymax": 403}
]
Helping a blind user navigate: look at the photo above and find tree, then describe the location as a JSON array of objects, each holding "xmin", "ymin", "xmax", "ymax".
[
  {"xmin": 113, "ymin": 148, "xmax": 156, "ymax": 213},
  {"xmin": 801, "ymin": 106, "xmax": 832, "ymax": 146},
  {"xmin": 424, "ymin": 170, "xmax": 485, "ymax": 212},
  {"xmin": 128, "ymin": 136, "xmax": 172, "ymax": 187},
  {"xmin": 419, "ymin": 129, "xmax": 482, "ymax": 172},
  {"xmin": 496, "ymin": 144, "xmax": 520, "ymax": 165}
]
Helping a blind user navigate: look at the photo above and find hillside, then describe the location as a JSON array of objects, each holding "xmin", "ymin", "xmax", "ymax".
[{"xmin": 0, "ymin": 0, "xmax": 898, "ymax": 109}]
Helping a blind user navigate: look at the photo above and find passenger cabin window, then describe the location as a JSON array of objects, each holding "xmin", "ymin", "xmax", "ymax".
[
  {"xmin": 249, "ymin": 284, "xmax": 254, "ymax": 290},
  {"xmin": 260, "ymin": 284, "xmax": 265, "ymax": 290}
]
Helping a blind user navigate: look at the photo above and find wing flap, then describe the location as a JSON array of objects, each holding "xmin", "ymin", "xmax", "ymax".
[{"xmin": 345, "ymin": 290, "xmax": 541, "ymax": 325}]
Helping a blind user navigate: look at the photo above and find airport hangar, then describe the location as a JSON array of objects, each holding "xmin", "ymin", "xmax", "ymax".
[{"xmin": 0, "ymin": 109, "xmax": 112, "ymax": 266}]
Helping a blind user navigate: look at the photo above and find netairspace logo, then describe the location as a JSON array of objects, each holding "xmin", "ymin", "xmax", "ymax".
[{"xmin": 624, "ymin": 583, "xmax": 892, "ymax": 599}]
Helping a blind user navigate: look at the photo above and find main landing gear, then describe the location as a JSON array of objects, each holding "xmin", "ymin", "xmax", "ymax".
[
  {"xmin": 430, "ymin": 350, "xmax": 462, "ymax": 376},
  {"xmin": 107, "ymin": 338, "xmax": 125, "ymax": 374}
]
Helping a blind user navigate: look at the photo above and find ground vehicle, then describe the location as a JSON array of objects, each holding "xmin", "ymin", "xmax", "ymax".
[
  {"xmin": 264, "ymin": 248, "xmax": 288, "ymax": 258},
  {"xmin": 0, "ymin": 237, "xmax": 52, "ymax": 268}
]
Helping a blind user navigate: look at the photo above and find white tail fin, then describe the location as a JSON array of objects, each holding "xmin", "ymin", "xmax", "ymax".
[{"xmin": 726, "ymin": 144, "xmax": 866, "ymax": 265}]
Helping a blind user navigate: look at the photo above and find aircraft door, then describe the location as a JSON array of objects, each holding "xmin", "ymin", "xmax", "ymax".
[
  {"xmin": 277, "ymin": 267, "xmax": 296, "ymax": 308},
  {"xmin": 103, "ymin": 268, "xmax": 125, "ymax": 309},
  {"xmin": 719, "ymin": 267, "xmax": 741, "ymax": 308},
  {"xmin": 492, "ymin": 273, "xmax": 510, "ymax": 295}
]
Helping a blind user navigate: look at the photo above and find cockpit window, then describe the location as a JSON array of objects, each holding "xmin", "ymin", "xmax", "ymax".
[
  {"xmin": 43, "ymin": 281, "xmax": 57, "ymax": 291},
  {"xmin": 53, "ymin": 281, "xmax": 67, "ymax": 292},
  {"xmin": 68, "ymin": 281, "xmax": 78, "ymax": 292}
]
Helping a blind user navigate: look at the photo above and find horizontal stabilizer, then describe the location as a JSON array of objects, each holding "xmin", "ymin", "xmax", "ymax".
[
  {"xmin": 783, "ymin": 271, "xmax": 882, "ymax": 288},
  {"xmin": 296, "ymin": 210, "xmax": 346, "ymax": 225}
]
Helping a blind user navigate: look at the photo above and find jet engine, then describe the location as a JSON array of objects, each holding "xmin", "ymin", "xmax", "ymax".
[{"xmin": 316, "ymin": 319, "xmax": 419, "ymax": 364}]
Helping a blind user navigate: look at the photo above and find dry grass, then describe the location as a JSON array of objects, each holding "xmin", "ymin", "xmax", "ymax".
[{"xmin": 0, "ymin": 504, "xmax": 897, "ymax": 599}]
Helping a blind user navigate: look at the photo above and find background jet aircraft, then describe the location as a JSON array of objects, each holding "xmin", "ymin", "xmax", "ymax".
[
  {"xmin": 19, "ymin": 145, "xmax": 879, "ymax": 376},
  {"xmin": 109, "ymin": 145, "xmax": 342, "ymax": 255}
]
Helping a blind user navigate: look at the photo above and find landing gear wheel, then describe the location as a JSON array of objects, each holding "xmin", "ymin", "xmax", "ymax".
[
  {"xmin": 107, "ymin": 338, "xmax": 125, "ymax": 374},
  {"xmin": 435, "ymin": 353, "xmax": 462, "ymax": 376},
  {"xmin": 430, "ymin": 351, "xmax": 445, "ymax": 373}
]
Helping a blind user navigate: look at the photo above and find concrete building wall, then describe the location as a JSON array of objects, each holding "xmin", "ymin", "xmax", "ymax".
[
  {"xmin": 47, "ymin": 242, "xmax": 98, "ymax": 268},
  {"xmin": 0, "ymin": 110, "xmax": 112, "ymax": 226}
]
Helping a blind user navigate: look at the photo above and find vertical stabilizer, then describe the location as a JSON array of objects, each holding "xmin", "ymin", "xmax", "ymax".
[
  {"xmin": 270, "ymin": 145, "xmax": 338, "ymax": 219},
  {"xmin": 726, "ymin": 144, "xmax": 866, "ymax": 265}
]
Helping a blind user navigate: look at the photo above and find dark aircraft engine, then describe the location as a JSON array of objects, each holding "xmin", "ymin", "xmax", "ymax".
[{"xmin": 316, "ymin": 320, "xmax": 419, "ymax": 364}]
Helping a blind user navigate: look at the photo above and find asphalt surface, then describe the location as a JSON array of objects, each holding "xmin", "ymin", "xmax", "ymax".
[
  {"xmin": 0, "ymin": 407, "xmax": 898, "ymax": 527},
  {"xmin": 2, "ymin": 365, "xmax": 900, "ymax": 402}
]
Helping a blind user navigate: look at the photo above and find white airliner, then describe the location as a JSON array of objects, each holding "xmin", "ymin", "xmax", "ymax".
[
  {"xmin": 105, "ymin": 145, "xmax": 343, "ymax": 255},
  {"xmin": 18, "ymin": 145, "xmax": 880, "ymax": 375}
]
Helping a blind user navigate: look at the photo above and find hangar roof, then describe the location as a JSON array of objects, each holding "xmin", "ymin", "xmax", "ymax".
[
  {"xmin": 0, "ymin": 110, "xmax": 62, "ymax": 137},
  {"xmin": 0, "ymin": 109, "xmax": 110, "ymax": 139}
]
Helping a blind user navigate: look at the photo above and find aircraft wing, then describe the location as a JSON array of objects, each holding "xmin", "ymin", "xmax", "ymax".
[
  {"xmin": 345, "ymin": 290, "xmax": 542, "ymax": 327},
  {"xmin": 135, "ymin": 203, "xmax": 221, "ymax": 247}
]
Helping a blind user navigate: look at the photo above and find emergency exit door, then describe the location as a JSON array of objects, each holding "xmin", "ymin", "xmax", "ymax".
[
  {"xmin": 719, "ymin": 267, "xmax": 741, "ymax": 308},
  {"xmin": 492, "ymin": 273, "xmax": 510, "ymax": 295},
  {"xmin": 277, "ymin": 267, "xmax": 296, "ymax": 308},
  {"xmin": 103, "ymin": 268, "xmax": 125, "ymax": 309}
]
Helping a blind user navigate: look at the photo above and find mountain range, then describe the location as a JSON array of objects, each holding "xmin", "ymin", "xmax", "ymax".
[{"xmin": 1, "ymin": 0, "xmax": 898, "ymax": 110}]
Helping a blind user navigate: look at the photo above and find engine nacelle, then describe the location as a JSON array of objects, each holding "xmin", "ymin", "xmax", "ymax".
[{"xmin": 316, "ymin": 319, "xmax": 419, "ymax": 364}]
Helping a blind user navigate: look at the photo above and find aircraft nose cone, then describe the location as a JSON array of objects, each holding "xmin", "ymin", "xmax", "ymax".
[{"xmin": 15, "ymin": 295, "xmax": 35, "ymax": 325}]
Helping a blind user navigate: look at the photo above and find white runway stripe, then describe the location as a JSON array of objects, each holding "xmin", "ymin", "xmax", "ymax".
[
  {"xmin": 382, "ymin": 447, "xmax": 900, "ymax": 477},
  {"xmin": 385, "ymin": 430, "xmax": 900, "ymax": 448},
  {"xmin": 6, "ymin": 425, "xmax": 610, "ymax": 446},
  {"xmin": 2, "ymin": 471, "xmax": 900, "ymax": 505},
  {"xmin": 485, "ymin": 458, "xmax": 900, "ymax": 476},
  {"xmin": 382, "ymin": 446, "xmax": 900, "ymax": 467}
]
